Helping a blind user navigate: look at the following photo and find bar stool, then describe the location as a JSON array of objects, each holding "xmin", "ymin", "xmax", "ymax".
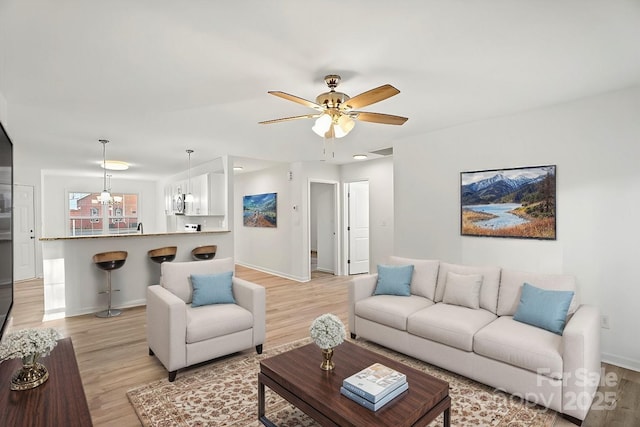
[
  {"xmin": 148, "ymin": 246, "xmax": 177, "ymax": 264},
  {"xmin": 191, "ymin": 245, "xmax": 217, "ymax": 260},
  {"xmin": 92, "ymin": 251, "xmax": 127, "ymax": 318}
]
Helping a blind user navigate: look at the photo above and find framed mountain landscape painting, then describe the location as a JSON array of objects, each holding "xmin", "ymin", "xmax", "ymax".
[{"xmin": 460, "ymin": 165, "xmax": 556, "ymax": 240}]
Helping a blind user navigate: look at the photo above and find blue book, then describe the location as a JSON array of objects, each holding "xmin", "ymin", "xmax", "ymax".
[
  {"xmin": 340, "ymin": 382, "xmax": 409, "ymax": 411},
  {"xmin": 342, "ymin": 362, "xmax": 407, "ymax": 403}
]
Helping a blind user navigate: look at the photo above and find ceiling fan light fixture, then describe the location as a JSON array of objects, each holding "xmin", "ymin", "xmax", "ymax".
[
  {"xmin": 262, "ymin": 74, "xmax": 407, "ymax": 139},
  {"xmin": 333, "ymin": 123, "xmax": 348, "ymax": 138},
  {"xmin": 337, "ymin": 114, "xmax": 355, "ymax": 133},
  {"xmin": 312, "ymin": 114, "xmax": 332, "ymax": 137}
]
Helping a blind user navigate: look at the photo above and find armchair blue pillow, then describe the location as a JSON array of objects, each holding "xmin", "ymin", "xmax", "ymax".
[
  {"xmin": 513, "ymin": 282, "xmax": 574, "ymax": 335},
  {"xmin": 191, "ymin": 271, "xmax": 236, "ymax": 307},
  {"xmin": 374, "ymin": 264, "xmax": 414, "ymax": 296}
]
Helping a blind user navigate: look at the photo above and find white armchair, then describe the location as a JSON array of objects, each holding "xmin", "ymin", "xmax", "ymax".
[{"xmin": 146, "ymin": 257, "xmax": 266, "ymax": 381}]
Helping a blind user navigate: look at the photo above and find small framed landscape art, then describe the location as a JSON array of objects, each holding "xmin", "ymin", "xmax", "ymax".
[
  {"xmin": 243, "ymin": 192, "xmax": 277, "ymax": 228},
  {"xmin": 460, "ymin": 165, "xmax": 556, "ymax": 240}
]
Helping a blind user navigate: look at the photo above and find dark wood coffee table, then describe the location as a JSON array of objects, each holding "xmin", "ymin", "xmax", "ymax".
[{"xmin": 258, "ymin": 340, "xmax": 450, "ymax": 426}]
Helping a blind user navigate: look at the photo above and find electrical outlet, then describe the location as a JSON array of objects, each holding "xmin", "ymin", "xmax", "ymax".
[{"xmin": 601, "ymin": 315, "xmax": 610, "ymax": 329}]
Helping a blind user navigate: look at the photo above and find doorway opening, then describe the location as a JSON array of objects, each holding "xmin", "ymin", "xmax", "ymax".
[{"xmin": 308, "ymin": 181, "xmax": 339, "ymax": 278}]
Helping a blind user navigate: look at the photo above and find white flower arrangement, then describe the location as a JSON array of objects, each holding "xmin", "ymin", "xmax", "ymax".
[
  {"xmin": 0, "ymin": 328, "xmax": 61, "ymax": 362},
  {"xmin": 309, "ymin": 313, "xmax": 346, "ymax": 349}
]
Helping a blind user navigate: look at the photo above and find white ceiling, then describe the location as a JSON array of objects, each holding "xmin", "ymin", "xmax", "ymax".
[{"xmin": 1, "ymin": 1, "xmax": 639, "ymax": 180}]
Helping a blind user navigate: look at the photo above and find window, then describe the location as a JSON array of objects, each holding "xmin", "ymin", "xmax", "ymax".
[{"xmin": 68, "ymin": 192, "xmax": 139, "ymax": 236}]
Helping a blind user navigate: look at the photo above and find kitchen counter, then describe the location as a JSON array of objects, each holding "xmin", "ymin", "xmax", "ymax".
[
  {"xmin": 40, "ymin": 230, "xmax": 234, "ymax": 318},
  {"xmin": 40, "ymin": 230, "xmax": 229, "ymax": 241}
]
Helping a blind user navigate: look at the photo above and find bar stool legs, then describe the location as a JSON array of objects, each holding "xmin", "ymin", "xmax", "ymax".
[{"xmin": 96, "ymin": 269, "xmax": 121, "ymax": 318}]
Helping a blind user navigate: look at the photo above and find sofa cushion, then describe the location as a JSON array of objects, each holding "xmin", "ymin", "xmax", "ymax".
[
  {"xmin": 374, "ymin": 264, "xmax": 414, "ymax": 296},
  {"xmin": 186, "ymin": 303, "xmax": 253, "ymax": 344},
  {"xmin": 497, "ymin": 268, "xmax": 578, "ymax": 317},
  {"xmin": 161, "ymin": 257, "xmax": 235, "ymax": 303},
  {"xmin": 355, "ymin": 295, "xmax": 434, "ymax": 331},
  {"xmin": 389, "ymin": 256, "xmax": 439, "ymax": 300},
  {"xmin": 435, "ymin": 262, "xmax": 501, "ymax": 314},
  {"xmin": 191, "ymin": 271, "xmax": 236, "ymax": 307},
  {"xmin": 513, "ymin": 283, "xmax": 574, "ymax": 335},
  {"xmin": 407, "ymin": 303, "xmax": 497, "ymax": 351},
  {"xmin": 474, "ymin": 316, "xmax": 563, "ymax": 379},
  {"xmin": 442, "ymin": 271, "xmax": 482, "ymax": 309}
]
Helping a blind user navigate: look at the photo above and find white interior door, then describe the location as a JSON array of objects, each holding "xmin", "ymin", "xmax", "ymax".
[
  {"xmin": 348, "ymin": 181, "xmax": 369, "ymax": 275},
  {"xmin": 14, "ymin": 184, "xmax": 36, "ymax": 281}
]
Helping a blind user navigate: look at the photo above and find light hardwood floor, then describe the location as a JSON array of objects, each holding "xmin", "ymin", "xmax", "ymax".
[{"xmin": 7, "ymin": 267, "xmax": 639, "ymax": 426}]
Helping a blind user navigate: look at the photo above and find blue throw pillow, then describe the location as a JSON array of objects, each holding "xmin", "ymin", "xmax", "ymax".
[
  {"xmin": 191, "ymin": 271, "xmax": 235, "ymax": 307},
  {"xmin": 513, "ymin": 282, "xmax": 574, "ymax": 335},
  {"xmin": 374, "ymin": 264, "xmax": 414, "ymax": 296}
]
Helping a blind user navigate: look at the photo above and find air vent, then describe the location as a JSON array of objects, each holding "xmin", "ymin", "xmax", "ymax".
[{"xmin": 369, "ymin": 147, "xmax": 393, "ymax": 156}]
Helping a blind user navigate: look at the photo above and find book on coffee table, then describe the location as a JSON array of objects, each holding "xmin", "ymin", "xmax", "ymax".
[
  {"xmin": 342, "ymin": 362, "xmax": 407, "ymax": 403},
  {"xmin": 340, "ymin": 382, "xmax": 409, "ymax": 411}
]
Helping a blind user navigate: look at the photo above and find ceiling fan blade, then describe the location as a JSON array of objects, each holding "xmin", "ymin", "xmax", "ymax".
[
  {"xmin": 354, "ymin": 111, "xmax": 408, "ymax": 125},
  {"xmin": 268, "ymin": 91, "xmax": 324, "ymax": 112},
  {"xmin": 342, "ymin": 84, "xmax": 400, "ymax": 110},
  {"xmin": 259, "ymin": 113, "xmax": 321, "ymax": 125}
]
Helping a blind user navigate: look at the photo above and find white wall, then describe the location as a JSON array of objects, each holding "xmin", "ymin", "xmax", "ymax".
[
  {"xmin": 234, "ymin": 163, "xmax": 296, "ymax": 279},
  {"xmin": 341, "ymin": 156, "xmax": 395, "ymax": 273},
  {"xmin": 0, "ymin": 92, "xmax": 7, "ymax": 124},
  {"xmin": 234, "ymin": 162, "xmax": 341, "ymax": 281},
  {"xmin": 394, "ymin": 86, "xmax": 640, "ymax": 370}
]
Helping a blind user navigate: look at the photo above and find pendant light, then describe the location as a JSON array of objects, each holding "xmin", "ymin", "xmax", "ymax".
[
  {"xmin": 98, "ymin": 139, "xmax": 111, "ymax": 203},
  {"xmin": 185, "ymin": 149, "xmax": 194, "ymax": 203}
]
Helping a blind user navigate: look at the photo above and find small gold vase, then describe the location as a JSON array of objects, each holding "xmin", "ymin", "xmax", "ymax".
[
  {"xmin": 320, "ymin": 348, "xmax": 334, "ymax": 371},
  {"xmin": 11, "ymin": 353, "xmax": 49, "ymax": 391}
]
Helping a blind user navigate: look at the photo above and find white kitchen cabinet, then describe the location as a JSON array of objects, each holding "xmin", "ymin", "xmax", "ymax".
[
  {"xmin": 187, "ymin": 173, "xmax": 209, "ymax": 215},
  {"xmin": 165, "ymin": 173, "xmax": 225, "ymax": 217}
]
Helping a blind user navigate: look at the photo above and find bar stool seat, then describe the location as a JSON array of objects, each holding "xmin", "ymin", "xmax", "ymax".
[
  {"xmin": 148, "ymin": 246, "xmax": 177, "ymax": 264},
  {"xmin": 92, "ymin": 251, "xmax": 127, "ymax": 318},
  {"xmin": 191, "ymin": 245, "xmax": 217, "ymax": 260}
]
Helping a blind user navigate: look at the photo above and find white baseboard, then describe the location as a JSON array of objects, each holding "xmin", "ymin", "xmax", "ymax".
[
  {"xmin": 602, "ymin": 352, "xmax": 640, "ymax": 372},
  {"xmin": 235, "ymin": 262, "xmax": 309, "ymax": 283},
  {"xmin": 59, "ymin": 299, "xmax": 147, "ymax": 318}
]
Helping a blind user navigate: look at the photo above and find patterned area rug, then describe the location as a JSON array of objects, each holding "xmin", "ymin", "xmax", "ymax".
[{"xmin": 127, "ymin": 338, "xmax": 558, "ymax": 426}]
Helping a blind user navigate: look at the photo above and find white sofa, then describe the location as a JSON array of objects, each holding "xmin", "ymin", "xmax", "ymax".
[
  {"xmin": 147, "ymin": 257, "xmax": 266, "ymax": 381},
  {"xmin": 349, "ymin": 256, "xmax": 600, "ymax": 424}
]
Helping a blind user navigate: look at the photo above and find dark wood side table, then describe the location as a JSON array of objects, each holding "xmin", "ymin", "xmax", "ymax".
[{"xmin": 0, "ymin": 337, "xmax": 93, "ymax": 426}]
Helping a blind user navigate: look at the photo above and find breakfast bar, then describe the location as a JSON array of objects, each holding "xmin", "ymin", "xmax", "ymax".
[{"xmin": 40, "ymin": 230, "xmax": 233, "ymax": 318}]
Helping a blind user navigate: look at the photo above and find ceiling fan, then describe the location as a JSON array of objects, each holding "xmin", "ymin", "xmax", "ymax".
[{"xmin": 259, "ymin": 74, "xmax": 408, "ymax": 139}]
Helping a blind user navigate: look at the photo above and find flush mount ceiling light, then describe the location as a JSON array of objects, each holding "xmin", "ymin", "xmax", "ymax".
[
  {"xmin": 233, "ymin": 166, "xmax": 243, "ymax": 171},
  {"xmin": 185, "ymin": 149, "xmax": 194, "ymax": 203},
  {"xmin": 97, "ymin": 139, "xmax": 111, "ymax": 204},
  {"xmin": 353, "ymin": 154, "xmax": 368, "ymax": 160},
  {"xmin": 100, "ymin": 160, "xmax": 129, "ymax": 171}
]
